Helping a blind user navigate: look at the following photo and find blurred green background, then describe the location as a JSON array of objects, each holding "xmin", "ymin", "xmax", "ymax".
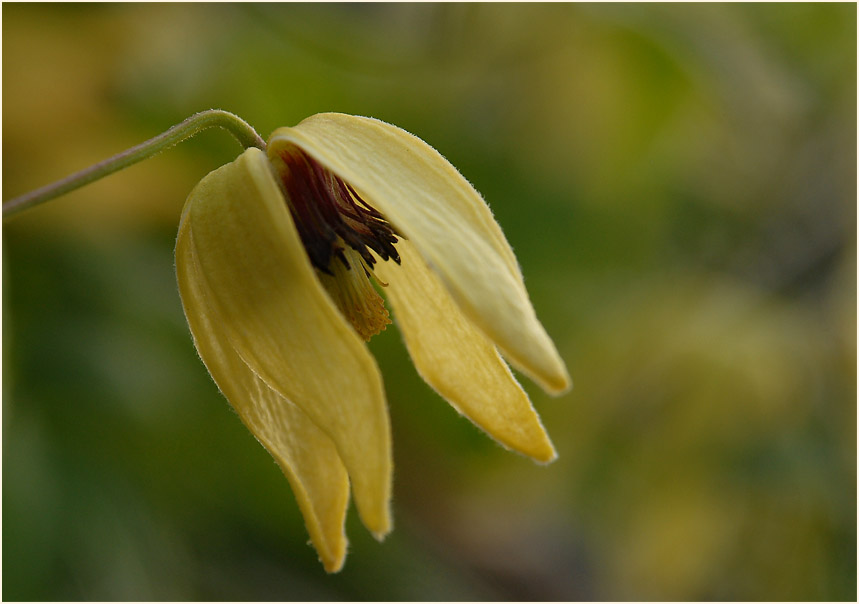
[{"xmin": 3, "ymin": 3, "xmax": 856, "ymax": 600}]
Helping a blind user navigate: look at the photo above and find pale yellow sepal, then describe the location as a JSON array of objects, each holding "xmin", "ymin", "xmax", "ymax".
[
  {"xmin": 177, "ymin": 218, "xmax": 349, "ymax": 572},
  {"xmin": 177, "ymin": 148, "xmax": 392, "ymax": 542},
  {"xmin": 268, "ymin": 114, "xmax": 571, "ymax": 395},
  {"xmin": 375, "ymin": 241, "xmax": 557, "ymax": 463}
]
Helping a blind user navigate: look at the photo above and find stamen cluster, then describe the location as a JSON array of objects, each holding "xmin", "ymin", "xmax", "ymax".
[{"xmin": 275, "ymin": 149, "xmax": 400, "ymax": 274}]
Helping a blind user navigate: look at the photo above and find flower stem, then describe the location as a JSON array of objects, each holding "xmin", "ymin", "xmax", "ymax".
[{"xmin": 3, "ymin": 109, "xmax": 266, "ymax": 218}]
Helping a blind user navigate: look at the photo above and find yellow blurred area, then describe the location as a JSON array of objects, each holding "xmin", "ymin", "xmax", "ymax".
[
  {"xmin": 3, "ymin": 3, "xmax": 855, "ymax": 600},
  {"xmin": 3, "ymin": 5, "xmax": 241, "ymax": 239}
]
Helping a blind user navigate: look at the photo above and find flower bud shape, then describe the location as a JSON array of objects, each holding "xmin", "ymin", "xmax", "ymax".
[{"xmin": 175, "ymin": 113, "xmax": 570, "ymax": 572}]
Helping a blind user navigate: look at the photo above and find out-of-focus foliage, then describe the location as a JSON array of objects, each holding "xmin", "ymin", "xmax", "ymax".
[{"xmin": 3, "ymin": 3, "xmax": 855, "ymax": 600}]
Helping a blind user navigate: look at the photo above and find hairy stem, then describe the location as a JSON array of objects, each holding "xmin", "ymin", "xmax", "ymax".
[{"xmin": 3, "ymin": 109, "xmax": 266, "ymax": 217}]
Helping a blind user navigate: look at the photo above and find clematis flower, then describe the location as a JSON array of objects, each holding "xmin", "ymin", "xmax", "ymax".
[{"xmin": 175, "ymin": 112, "xmax": 570, "ymax": 572}]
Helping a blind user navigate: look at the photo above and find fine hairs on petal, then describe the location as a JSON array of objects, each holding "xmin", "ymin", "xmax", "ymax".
[{"xmin": 181, "ymin": 147, "xmax": 392, "ymax": 550}]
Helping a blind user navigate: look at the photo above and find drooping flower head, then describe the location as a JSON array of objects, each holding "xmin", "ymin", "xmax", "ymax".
[{"xmin": 176, "ymin": 113, "xmax": 570, "ymax": 572}]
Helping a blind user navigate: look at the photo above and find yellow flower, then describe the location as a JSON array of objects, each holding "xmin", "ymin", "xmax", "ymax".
[{"xmin": 175, "ymin": 113, "xmax": 571, "ymax": 572}]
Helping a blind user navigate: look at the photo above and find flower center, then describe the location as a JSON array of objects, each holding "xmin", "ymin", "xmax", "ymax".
[{"xmin": 270, "ymin": 147, "xmax": 400, "ymax": 340}]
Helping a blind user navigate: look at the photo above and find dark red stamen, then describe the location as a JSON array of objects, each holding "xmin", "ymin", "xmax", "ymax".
[{"xmin": 275, "ymin": 149, "xmax": 401, "ymax": 275}]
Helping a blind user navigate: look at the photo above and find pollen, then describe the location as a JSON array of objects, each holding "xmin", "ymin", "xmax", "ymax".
[
  {"xmin": 270, "ymin": 146, "xmax": 400, "ymax": 340},
  {"xmin": 316, "ymin": 246, "xmax": 391, "ymax": 340}
]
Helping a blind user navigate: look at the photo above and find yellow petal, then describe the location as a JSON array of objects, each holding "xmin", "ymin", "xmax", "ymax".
[
  {"xmin": 176, "ymin": 218, "xmax": 349, "ymax": 572},
  {"xmin": 181, "ymin": 147, "xmax": 392, "ymax": 539},
  {"xmin": 375, "ymin": 241, "xmax": 557, "ymax": 463},
  {"xmin": 268, "ymin": 114, "xmax": 571, "ymax": 395}
]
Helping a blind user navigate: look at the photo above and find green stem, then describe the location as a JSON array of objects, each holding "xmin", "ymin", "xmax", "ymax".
[{"xmin": 3, "ymin": 109, "xmax": 266, "ymax": 218}]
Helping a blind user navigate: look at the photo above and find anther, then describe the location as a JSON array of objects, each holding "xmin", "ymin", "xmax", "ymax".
[{"xmin": 271, "ymin": 147, "xmax": 400, "ymax": 339}]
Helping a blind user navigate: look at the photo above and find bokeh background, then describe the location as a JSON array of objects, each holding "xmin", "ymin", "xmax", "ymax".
[{"xmin": 3, "ymin": 3, "xmax": 856, "ymax": 600}]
